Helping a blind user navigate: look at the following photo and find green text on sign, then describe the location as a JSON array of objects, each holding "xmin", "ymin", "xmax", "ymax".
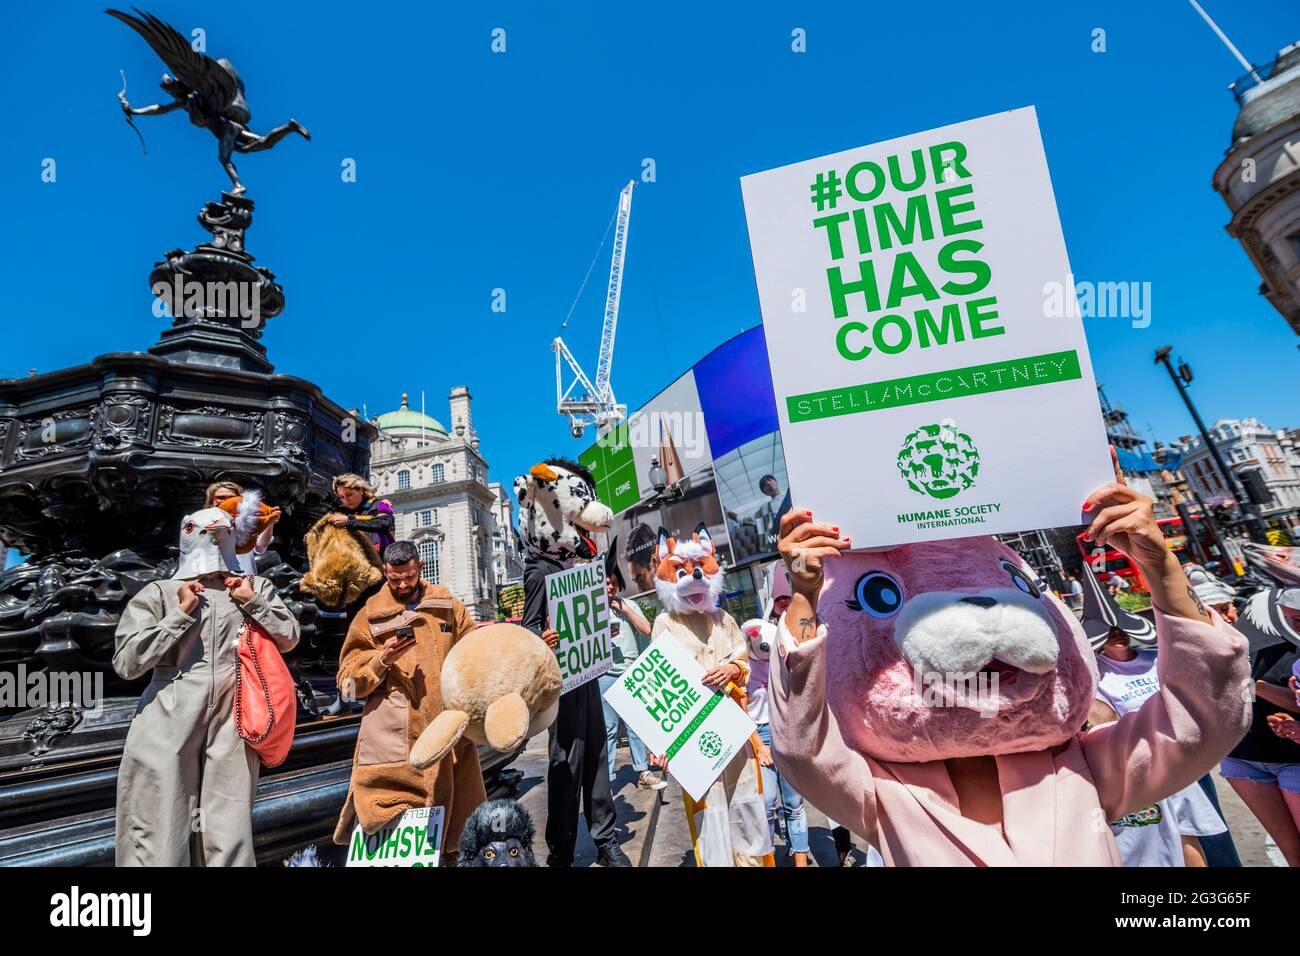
[
  {"xmin": 786, "ymin": 349, "xmax": 1082, "ymax": 423},
  {"xmin": 664, "ymin": 692, "xmax": 724, "ymax": 760}
]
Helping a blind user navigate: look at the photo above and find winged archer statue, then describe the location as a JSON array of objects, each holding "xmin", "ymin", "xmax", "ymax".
[{"xmin": 107, "ymin": 8, "xmax": 310, "ymax": 195}]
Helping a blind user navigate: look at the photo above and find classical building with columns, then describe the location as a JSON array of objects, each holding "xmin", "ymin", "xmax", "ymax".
[{"xmin": 367, "ymin": 388, "xmax": 498, "ymax": 621}]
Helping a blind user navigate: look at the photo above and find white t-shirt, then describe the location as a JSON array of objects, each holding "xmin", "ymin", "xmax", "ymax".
[
  {"xmin": 607, "ymin": 600, "xmax": 648, "ymax": 677},
  {"xmin": 1110, "ymin": 788, "xmax": 1226, "ymax": 867},
  {"xmin": 746, "ymin": 671, "xmax": 770, "ymax": 726},
  {"xmin": 1096, "ymin": 650, "xmax": 1162, "ymax": 717},
  {"xmin": 1096, "ymin": 649, "xmax": 1227, "ymax": 865}
]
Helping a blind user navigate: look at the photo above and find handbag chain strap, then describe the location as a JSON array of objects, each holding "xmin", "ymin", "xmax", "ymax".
[{"xmin": 234, "ymin": 621, "xmax": 276, "ymax": 745}]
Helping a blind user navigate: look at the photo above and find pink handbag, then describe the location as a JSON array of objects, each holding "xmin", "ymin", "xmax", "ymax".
[{"xmin": 234, "ymin": 618, "xmax": 297, "ymax": 767}]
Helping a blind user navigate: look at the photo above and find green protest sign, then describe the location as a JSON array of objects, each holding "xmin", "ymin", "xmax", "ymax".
[
  {"xmin": 346, "ymin": 806, "xmax": 445, "ymax": 868},
  {"xmin": 545, "ymin": 555, "xmax": 614, "ymax": 693},
  {"xmin": 741, "ymin": 108, "xmax": 1112, "ymax": 547},
  {"xmin": 602, "ymin": 634, "xmax": 755, "ymax": 801}
]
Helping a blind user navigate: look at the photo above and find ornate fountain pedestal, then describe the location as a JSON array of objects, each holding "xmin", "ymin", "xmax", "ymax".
[
  {"xmin": 0, "ymin": 194, "xmax": 374, "ymax": 863},
  {"xmin": 148, "ymin": 192, "xmax": 285, "ymax": 373}
]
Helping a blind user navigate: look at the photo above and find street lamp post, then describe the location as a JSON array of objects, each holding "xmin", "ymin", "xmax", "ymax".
[{"xmin": 1154, "ymin": 346, "xmax": 1267, "ymax": 543}]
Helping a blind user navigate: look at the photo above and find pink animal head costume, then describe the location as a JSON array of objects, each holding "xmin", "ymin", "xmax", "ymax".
[
  {"xmin": 818, "ymin": 536, "xmax": 1096, "ymax": 763},
  {"xmin": 741, "ymin": 618, "xmax": 776, "ymax": 691}
]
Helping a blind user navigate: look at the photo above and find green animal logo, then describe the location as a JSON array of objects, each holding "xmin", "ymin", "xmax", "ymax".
[
  {"xmin": 698, "ymin": 730, "xmax": 723, "ymax": 759},
  {"xmin": 897, "ymin": 423, "xmax": 980, "ymax": 500}
]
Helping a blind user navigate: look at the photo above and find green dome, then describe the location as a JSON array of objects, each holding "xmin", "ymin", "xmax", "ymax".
[{"xmin": 375, "ymin": 393, "xmax": 448, "ymax": 435}]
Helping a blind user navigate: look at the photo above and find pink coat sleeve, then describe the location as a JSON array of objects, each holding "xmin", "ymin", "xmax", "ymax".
[
  {"xmin": 1081, "ymin": 608, "xmax": 1251, "ymax": 821},
  {"xmin": 768, "ymin": 615, "xmax": 878, "ymax": 845}
]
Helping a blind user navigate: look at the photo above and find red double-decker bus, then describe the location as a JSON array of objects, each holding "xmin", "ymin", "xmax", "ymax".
[{"xmin": 1076, "ymin": 516, "xmax": 1203, "ymax": 592}]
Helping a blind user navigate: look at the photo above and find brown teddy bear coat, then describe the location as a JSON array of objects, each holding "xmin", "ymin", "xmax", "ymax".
[
  {"xmin": 332, "ymin": 580, "xmax": 486, "ymax": 853},
  {"xmin": 300, "ymin": 517, "xmax": 382, "ymax": 609}
]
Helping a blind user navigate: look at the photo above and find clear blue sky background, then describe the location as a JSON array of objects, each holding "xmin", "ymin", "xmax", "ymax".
[{"xmin": 4, "ymin": 0, "xmax": 1299, "ymax": 522}]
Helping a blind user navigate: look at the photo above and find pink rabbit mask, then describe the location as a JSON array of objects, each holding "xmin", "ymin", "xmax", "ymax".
[{"xmin": 810, "ymin": 536, "xmax": 1097, "ymax": 764}]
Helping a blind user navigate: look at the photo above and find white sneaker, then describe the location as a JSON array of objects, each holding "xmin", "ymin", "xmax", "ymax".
[{"xmin": 636, "ymin": 770, "xmax": 668, "ymax": 791}]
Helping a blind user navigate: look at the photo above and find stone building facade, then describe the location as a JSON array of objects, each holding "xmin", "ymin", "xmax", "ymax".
[
  {"xmin": 1179, "ymin": 417, "xmax": 1300, "ymax": 531},
  {"xmin": 1212, "ymin": 40, "xmax": 1300, "ymax": 336},
  {"xmin": 368, "ymin": 389, "xmax": 498, "ymax": 620}
]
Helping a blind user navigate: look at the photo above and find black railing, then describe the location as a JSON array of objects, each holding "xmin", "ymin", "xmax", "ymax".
[{"xmin": 1230, "ymin": 51, "xmax": 1298, "ymax": 103}]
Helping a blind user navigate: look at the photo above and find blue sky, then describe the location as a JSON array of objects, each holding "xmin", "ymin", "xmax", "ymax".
[{"xmin": 3, "ymin": 0, "xmax": 1298, "ymax": 519}]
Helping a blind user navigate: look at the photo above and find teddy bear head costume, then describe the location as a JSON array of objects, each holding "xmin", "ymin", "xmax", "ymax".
[
  {"xmin": 409, "ymin": 623, "xmax": 562, "ymax": 771},
  {"xmin": 815, "ymin": 536, "xmax": 1094, "ymax": 764},
  {"xmin": 769, "ymin": 528, "xmax": 1251, "ymax": 867},
  {"xmin": 513, "ymin": 459, "xmax": 613, "ymax": 563}
]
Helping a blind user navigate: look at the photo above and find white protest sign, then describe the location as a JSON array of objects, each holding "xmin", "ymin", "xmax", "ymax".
[
  {"xmin": 346, "ymin": 805, "xmax": 445, "ymax": 867},
  {"xmin": 545, "ymin": 556, "xmax": 614, "ymax": 693},
  {"xmin": 602, "ymin": 633, "xmax": 756, "ymax": 801},
  {"xmin": 741, "ymin": 107, "xmax": 1111, "ymax": 547}
]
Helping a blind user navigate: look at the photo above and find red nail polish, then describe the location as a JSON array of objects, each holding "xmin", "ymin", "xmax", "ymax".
[
  {"xmin": 1081, "ymin": 502, "xmax": 1093, "ymax": 512},
  {"xmin": 1082, "ymin": 533, "xmax": 1092, "ymax": 541},
  {"xmin": 832, "ymin": 526, "xmax": 839, "ymax": 532}
]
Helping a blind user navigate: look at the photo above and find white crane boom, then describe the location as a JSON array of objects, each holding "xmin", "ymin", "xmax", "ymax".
[
  {"xmin": 595, "ymin": 181, "xmax": 634, "ymax": 398},
  {"xmin": 553, "ymin": 179, "xmax": 635, "ymax": 439}
]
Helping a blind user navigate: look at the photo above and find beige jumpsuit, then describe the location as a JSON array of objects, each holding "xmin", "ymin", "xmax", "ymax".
[
  {"xmin": 113, "ymin": 576, "xmax": 300, "ymax": 866},
  {"xmin": 651, "ymin": 610, "xmax": 773, "ymax": 867}
]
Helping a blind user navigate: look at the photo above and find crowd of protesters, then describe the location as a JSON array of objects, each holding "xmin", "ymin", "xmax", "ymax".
[{"xmin": 110, "ymin": 466, "xmax": 1300, "ymax": 867}]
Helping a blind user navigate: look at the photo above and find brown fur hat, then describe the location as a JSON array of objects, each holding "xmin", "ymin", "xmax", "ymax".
[{"xmin": 300, "ymin": 516, "xmax": 382, "ymax": 609}]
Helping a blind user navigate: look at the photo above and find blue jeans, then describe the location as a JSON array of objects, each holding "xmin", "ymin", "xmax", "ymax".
[
  {"xmin": 598, "ymin": 673, "xmax": 648, "ymax": 780},
  {"xmin": 1220, "ymin": 756, "xmax": 1300, "ymax": 793},
  {"xmin": 758, "ymin": 723, "xmax": 809, "ymax": 853}
]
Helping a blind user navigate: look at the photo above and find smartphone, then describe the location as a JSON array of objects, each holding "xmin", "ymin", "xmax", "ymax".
[{"xmin": 393, "ymin": 625, "xmax": 416, "ymax": 641}]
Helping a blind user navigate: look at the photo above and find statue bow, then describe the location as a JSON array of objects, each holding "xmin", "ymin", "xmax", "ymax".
[{"xmin": 118, "ymin": 69, "xmax": 148, "ymax": 155}]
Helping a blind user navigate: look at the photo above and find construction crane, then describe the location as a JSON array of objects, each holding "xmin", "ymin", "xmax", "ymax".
[{"xmin": 553, "ymin": 180, "xmax": 634, "ymax": 439}]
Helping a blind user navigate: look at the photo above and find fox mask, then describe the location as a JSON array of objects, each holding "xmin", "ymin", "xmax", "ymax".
[{"xmin": 654, "ymin": 523, "xmax": 725, "ymax": 616}]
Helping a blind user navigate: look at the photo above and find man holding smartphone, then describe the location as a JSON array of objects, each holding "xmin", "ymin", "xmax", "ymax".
[{"xmin": 332, "ymin": 540, "xmax": 487, "ymax": 863}]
